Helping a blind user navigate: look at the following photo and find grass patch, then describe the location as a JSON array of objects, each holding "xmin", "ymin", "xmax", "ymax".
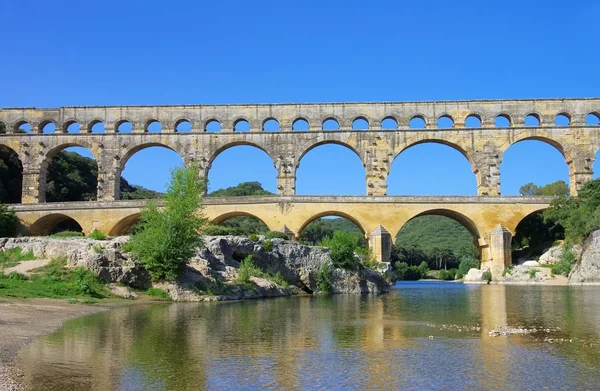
[
  {"xmin": 145, "ymin": 287, "xmax": 170, "ymax": 300},
  {"xmin": 88, "ymin": 229, "xmax": 106, "ymax": 240},
  {"xmin": 529, "ymin": 268, "xmax": 539, "ymax": 279},
  {"xmin": 0, "ymin": 256, "xmax": 111, "ymax": 299},
  {"xmin": 0, "ymin": 247, "xmax": 36, "ymax": 271},
  {"xmin": 50, "ymin": 231, "xmax": 84, "ymax": 238},
  {"xmin": 93, "ymin": 244, "xmax": 104, "ymax": 254}
]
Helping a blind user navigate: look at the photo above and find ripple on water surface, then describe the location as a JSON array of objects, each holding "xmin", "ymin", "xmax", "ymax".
[{"xmin": 17, "ymin": 282, "xmax": 600, "ymax": 390}]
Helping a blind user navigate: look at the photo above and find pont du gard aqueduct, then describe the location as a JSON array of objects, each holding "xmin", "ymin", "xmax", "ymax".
[{"xmin": 2, "ymin": 98, "xmax": 600, "ymax": 279}]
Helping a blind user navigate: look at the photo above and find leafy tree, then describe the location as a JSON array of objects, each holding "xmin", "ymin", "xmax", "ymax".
[
  {"xmin": 125, "ymin": 165, "xmax": 208, "ymax": 280},
  {"xmin": 46, "ymin": 151, "xmax": 98, "ymax": 202},
  {"xmin": 300, "ymin": 218, "xmax": 362, "ymax": 245},
  {"xmin": 0, "ymin": 204, "xmax": 19, "ymax": 237},
  {"xmin": 545, "ymin": 179, "xmax": 600, "ymax": 243},
  {"xmin": 320, "ymin": 230, "xmax": 361, "ymax": 270},
  {"xmin": 519, "ymin": 180, "xmax": 569, "ymax": 196}
]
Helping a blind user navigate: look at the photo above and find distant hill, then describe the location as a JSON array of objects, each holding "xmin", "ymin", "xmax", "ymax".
[{"xmin": 208, "ymin": 181, "xmax": 274, "ymax": 197}]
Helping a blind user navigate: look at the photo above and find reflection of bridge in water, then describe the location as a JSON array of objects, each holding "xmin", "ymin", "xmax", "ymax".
[{"xmin": 2, "ymin": 98, "xmax": 600, "ymax": 279}]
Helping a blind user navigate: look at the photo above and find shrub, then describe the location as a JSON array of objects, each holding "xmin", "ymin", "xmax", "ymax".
[
  {"xmin": 356, "ymin": 246, "xmax": 379, "ymax": 269},
  {"xmin": 248, "ymin": 234, "xmax": 259, "ymax": 242},
  {"xmin": 88, "ymin": 229, "xmax": 106, "ymax": 240},
  {"xmin": 394, "ymin": 261, "xmax": 428, "ymax": 280},
  {"xmin": 265, "ymin": 231, "xmax": 288, "ymax": 240},
  {"xmin": 146, "ymin": 287, "xmax": 170, "ymax": 299},
  {"xmin": 0, "ymin": 204, "xmax": 18, "ymax": 237},
  {"xmin": 320, "ymin": 231, "xmax": 361, "ymax": 270},
  {"xmin": 195, "ymin": 278, "xmax": 231, "ymax": 296},
  {"xmin": 529, "ymin": 268, "xmax": 539, "ymax": 279},
  {"xmin": 502, "ymin": 264, "xmax": 515, "ymax": 277},
  {"xmin": 439, "ymin": 268, "xmax": 457, "ymax": 281},
  {"xmin": 482, "ymin": 270, "xmax": 492, "ymax": 283},
  {"xmin": 93, "ymin": 245, "xmax": 104, "ymax": 254},
  {"xmin": 551, "ymin": 246, "xmax": 576, "ymax": 276},
  {"xmin": 316, "ymin": 262, "xmax": 333, "ymax": 293},
  {"xmin": 50, "ymin": 231, "xmax": 84, "ymax": 237},
  {"xmin": 457, "ymin": 256, "xmax": 480, "ymax": 279},
  {"xmin": 202, "ymin": 225, "xmax": 237, "ymax": 236},
  {"xmin": 236, "ymin": 256, "xmax": 263, "ymax": 283},
  {"xmin": 262, "ymin": 239, "xmax": 273, "ymax": 251},
  {"xmin": 126, "ymin": 165, "xmax": 208, "ymax": 281}
]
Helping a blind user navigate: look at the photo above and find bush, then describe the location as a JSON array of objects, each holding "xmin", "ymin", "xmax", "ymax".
[
  {"xmin": 0, "ymin": 204, "xmax": 18, "ymax": 237},
  {"xmin": 529, "ymin": 268, "xmax": 539, "ymax": 279},
  {"xmin": 502, "ymin": 264, "xmax": 515, "ymax": 277},
  {"xmin": 202, "ymin": 225, "xmax": 236, "ymax": 236},
  {"xmin": 551, "ymin": 246, "xmax": 576, "ymax": 276},
  {"xmin": 146, "ymin": 287, "xmax": 170, "ymax": 299},
  {"xmin": 248, "ymin": 234, "xmax": 259, "ymax": 242},
  {"xmin": 126, "ymin": 165, "xmax": 208, "ymax": 281},
  {"xmin": 236, "ymin": 256, "xmax": 263, "ymax": 283},
  {"xmin": 50, "ymin": 231, "xmax": 84, "ymax": 237},
  {"xmin": 320, "ymin": 231, "xmax": 361, "ymax": 270},
  {"xmin": 264, "ymin": 231, "xmax": 288, "ymax": 240},
  {"xmin": 93, "ymin": 245, "xmax": 104, "ymax": 254},
  {"xmin": 394, "ymin": 261, "xmax": 428, "ymax": 280},
  {"xmin": 439, "ymin": 268, "xmax": 457, "ymax": 281},
  {"xmin": 356, "ymin": 246, "xmax": 379, "ymax": 269},
  {"xmin": 195, "ymin": 278, "xmax": 231, "ymax": 296},
  {"xmin": 88, "ymin": 229, "xmax": 106, "ymax": 240},
  {"xmin": 316, "ymin": 262, "xmax": 333, "ymax": 293},
  {"xmin": 482, "ymin": 270, "xmax": 492, "ymax": 283},
  {"xmin": 457, "ymin": 256, "xmax": 480, "ymax": 279},
  {"xmin": 262, "ymin": 239, "xmax": 273, "ymax": 251}
]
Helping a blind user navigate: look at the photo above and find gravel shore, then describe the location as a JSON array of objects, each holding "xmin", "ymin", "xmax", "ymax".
[{"xmin": 0, "ymin": 298, "xmax": 118, "ymax": 390}]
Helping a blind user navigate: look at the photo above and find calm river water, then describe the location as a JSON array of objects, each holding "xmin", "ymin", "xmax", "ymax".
[{"xmin": 17, "ymin": 282, "xmax": 600, "ymax": 390}]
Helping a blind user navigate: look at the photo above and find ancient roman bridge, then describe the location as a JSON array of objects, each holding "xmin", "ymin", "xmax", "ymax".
[{"xmin": 2, "ymin": 98, "xmax": 600, "ymax": 279}]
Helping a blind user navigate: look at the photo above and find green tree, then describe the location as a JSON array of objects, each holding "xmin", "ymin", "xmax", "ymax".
[
  {"xmin": 208, "ymin": 181, "xmax": 274, "ymax": 197},
  {"xmin": 299, "ymin": 218, "xmax": 362, "ymax": 245},
  {"xmin": 519, "ymin": 180, "xmax": 569, "ymax": 196},
  {"xmin": 320, "ymin": 230, "xmax": 361, "ymax": 270},
  {"xmin": 0, "ymin": 203, "xmax": 19, "ymax": 237},
  {"xmin": 126, "ymin": 165, "xmax": 208, "ymax": 280}
]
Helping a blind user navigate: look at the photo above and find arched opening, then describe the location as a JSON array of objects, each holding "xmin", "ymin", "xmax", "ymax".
[
  {"xmin": 205, "ymin": 120, "xmax": 221, "ymax": 133},
  {"xmin": 176, "ymin": 120, "xmax": 192, "ymax": 133},
  {"xmin": 29, "ymin": 214, "xmax": 84, "ymax": 236},
  {"xmin": 206, "ymin": 213, "xmax": 270, "ymax": 236},
  {"xmin": 234, "ymin": 119, "xmax": 250, "ymax": 132},
  {"xmin": 592, "ymin": 149, "xmax": 600, "ymax": 180},
  {"xmin": 437, "ymin": 115, "xmax": 454, "ymax": 128},
  {"xmin": 16, "ymin": 122, "xmax": 31, "ymax": 133},
  {"xmin": 0, "ymin": 145, "xmax": 22, "ymax": 203},
  {"xmin": 292, "ymin": 118, "xmax": 309, "ymax": 131},
  {"xmin": 381, "ymin": 117, "xmax": 398, "ymax": 130},
  {"xmin": 296, "ymin": 143, "xmax": 365, "ymax": 195},
  {"xmin": 409, "ymin": 116, "xmax": 426, "ymax": 129},
  {"xmin": 44, "ymin": 146, "xmax": 98, "ymax": 202},
  {"xmin": 298, "ymin": 213, "xmax": 365, "ymax": 246},
  {"xmin": 495, "ymin": 114, "xmax": 511, "ymax": 127},
  {"xmin": 322, "ymin": 118, "xmax": 339, "ymax": 131},
  {"xmin": 511, "ymin": 210, "xmax": 564, "ymax": 264},
  {"xmin": 352, "ymin": 117, "xmax": 369, "ymax": 130},
  {"xmin": 117, "ymin": 120, "xmax": 133, "ymax": 133},
  {"xmin": 41, "ymin": 122, "xmax": 56, "ymax": 134},
  {"xmin": 388, "ymin": 142, "xmax": 477, "ymax": 195},
  {"xmin": 65, "ymin": 121, "xmax": 80, "ymax": 134},
  {"xmin": 146, "ymin": 120, "xmax": 162, "ymax": 133},
  {"xmin": 263, "ymin": 119, "xmax": 280, "ymax": 132},
  {"xmin": 109, "ymin": 214, "xmax": 140, "ymax": 236},
  {"xmin": 394, "ymin": 212, "xmax": 480, "ymax": 278},
  {"xmin": 555, "ymin": 113, "xmax": 570, "ymax": 126},
  {"xmin": 465, "ymin": 115, "xmax": 481, "ymax": 128},
  {"xmin": 90, "ymin": 121, "xmax": 105, "ymax": 134},
  {"xmin": 524, "ymin": 114, "xmax": 540, "ymax": 127},
  {"xmin": 120, "ymin": 145, "xmax": 184, "ymax": 199},
  {"xmin": 586, "ymin": 113, "xmax": 600, "ymax": 126},
  {"xmin": 208, "ymin": 145, "xmax": 276, "ymax": 194},
  {"xmin": 500, "ymin": 139, "xmax": 569, "ymax": 195}
]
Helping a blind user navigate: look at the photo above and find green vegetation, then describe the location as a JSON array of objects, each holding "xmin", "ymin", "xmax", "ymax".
[
  {"xmin": 394, "ymin": 215, "xmax": 478, "ymax": 270},
  {"xmin": 482, "ymin": 270, "xmax": 492, "ymax": 283},
  {"xmin": 88, "ymin": 229, "xmax": 106, "ymax": 240},
  {"xmin": 145, "ymin": 287, "xmax": 170, "ymax": 300},
  {"xmin": 0, "ymin": 247, "xmax": 35, "ymax": 271},
  {"xmin": 93, "ymin": 245, "xmax": 104, "ymax": 254},
  {"xmin": 438, "ymin": 268, "xmax": 458, "ymax": 281},
  {"xmin": 320, "ymin": 231, "xmax": 361, "ymax": 270},
  {"xmin": 300, "ymin": 217, "xmax": 362, "ymax": 245},
  {"xmin": 529, "ymin": 269, "xmax": 539, "ymax": 279},
  {"xmin": 0, "ymin": 204, "xmax": 18, "ymax": 237},
  {"xmin": 262, "ymin": 239, "xmax": 273, "ymax": 251},
  {"xmin": 208, "ymin": 181, "xmax": 274, "ymax": 197},
  {"xmin": 248, "ymin": 234, "xmax": 259, "ymax": 242},
  {"xmin": 394, "ymin": 261, "xmax": 429, "ymax": 280},
  {"xmin": 519, "ymin": 180, "xmax": 570, "ymax": 197},
  {"xmin": 235, "ymin": 256, "xmax": 289, "ymax": 288},
  {"xmin": 545, "ymin": 179, "xmax": 600, "ymax": 243},
  {"xmin": 456, "ymin": 256, "xmax": 480, "ymax": 279},
  {"xmin": 0, "ymin": 257, "xmax": 109, "ymax": 299},
  {"xmin": 316, "ymin": 262, "xmax": 333, "ymax": 293},
  {"xmin": 194, "ymin": 278, "xmax": 231, "ymax": 296},
  {"xmin": 125, "ymin": 165, "xmax": 208, "ymax": 281},
  {"xmin": 502, "ymin": 264, "xmax": 515, "ymax": 277},
  {"xmin": 50, "ymin": 231, "xmax": 84, "ymax": 238},
  {"xmin": 264, "ymin": 231, "xmax": 288, "ymax": 240},
  {"xmin": 550, "ymin": 246, "xmax": 576, "ymax": 276}
]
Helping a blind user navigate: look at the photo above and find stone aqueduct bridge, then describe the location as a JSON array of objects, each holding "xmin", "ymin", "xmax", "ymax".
[{"xmin": 2, "ymin": 98, "xmax": 600, "ymax": 279}]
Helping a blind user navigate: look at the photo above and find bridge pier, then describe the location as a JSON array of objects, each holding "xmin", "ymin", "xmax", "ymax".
[
  {"xmin": 368, "ymin": 225, "xmax": 392, "ymax": 263},
  {"xmin": 484, "ymin": 225, "xmax": 512, "ymax": 281}
]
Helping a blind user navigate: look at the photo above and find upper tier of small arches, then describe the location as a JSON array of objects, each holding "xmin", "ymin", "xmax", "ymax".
[{"xmin": 2, "ymin": 100, "xmax": 600, "ymax": 134}]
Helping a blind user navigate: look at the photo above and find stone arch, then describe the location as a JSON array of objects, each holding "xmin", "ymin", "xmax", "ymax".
[
  {"xmin": 211, "ymin": 211, "xmax": 273, "ymax": 229},
  {"xmin": 88, "ymin": 119, "xmax": 105, "ymax": 133},
  {"xmin": 297, "ymin": 140, "xmax": 364, "ymax": 168},
  {"xmin": 409, "ymin": 114, "xmax": 427, "ymax": 128},
  {"xmin": 174, "ymin": 118, "xmax": 192, "ymax": 132},
  {"xmin": 28, "ymin": 213, "xmax": 84, "ymax": 236},
  {"xmin": 352, "ymin": 116, "xmax": 370, "ymax": 130},
  {"xmin": 437, "ymin": 114, "xmax": 454, "ymax": 128},
  {"xmin": 321, "ymin": 116, "xmax": 341, "ymax": 130},
  {"xmin": 524, "ymin": 112, "xmax": 542, "ymax": 126},
  {"xmin": 586, "ymin": 112, "xmax": 600, "ymax": 126},
  {"xmin": 63, "ymin": 119, "xmax": 80, "ymax": 133},
  {"xmin": 40, "ymin": 119, "xmax": 57, "ymax": 134},
  {"xmin": 144, "ymin": 119, "xmax": 162, "ymax": 133},
  {"xmin": 0, "ymin": 144, "xmax": 23, "ymax": 203},
  {"xmin": 297, "ymin": 211, "xmax": 367, "ymax": 239},
  {"xmin": 208, "ymin": 141, "xmax": 275, "ymax": 167},
  {"xmin": 233, "ymin": 117, "xmax": 251, "ymax": 132},
  {"xmin": 555, "ymin": 113, "xmax": 571, "ymax": 126},
  {"xmin": 109, "ymin": 213, "xmax": 140, "ymax": 236},
  {"xmin": 380, "ymin": 116, "xmax": 398, "ymax": 130},
  {"xmin": 465, "ymin": 113, "xmax": 482, "ymax": 128},
  {"xmin": 116, "ymin": 118, "xmax": 134, "ymax": 133},
  {"xmin": 508, "ymin": 207, "xmax": 553, "ymax": 235},
  {"xmin": 120, "ymin": 142, "xmax": 183, "ymax": 169},
  {"xmin": 13, "ymin": 120, "xmax": 31, "ymax": 133},
  {"xmin": 394, "ymin": 139, "xmax": 476, "ymax": 171},
  {"xmin": 292, "ymin": 117, "xmax": 310, "ymax": 131},
  {"xmin": 495, "ymin": 113, "xmax": 512, "ymax": 127},
  {"xmin": 262, "ymin": 117, "xmax": 280, "ymax": 132},
  {"xmin": 204, "ymin": 119, "xmax": 222, "ymax": 132}
]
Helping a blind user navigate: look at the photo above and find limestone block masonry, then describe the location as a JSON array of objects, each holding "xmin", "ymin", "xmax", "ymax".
[{"xmin": 2, "ymin": 98, "xmax": 600, "ymax": 279}]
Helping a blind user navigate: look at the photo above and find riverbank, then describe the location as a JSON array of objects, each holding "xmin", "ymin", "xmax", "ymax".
[{"xmin": 0, "ymin": 297, "xmax": 150, "ymax": 390}]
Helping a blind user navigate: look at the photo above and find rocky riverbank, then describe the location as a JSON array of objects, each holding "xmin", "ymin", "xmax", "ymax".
[{"xmin": 0, "ymin": 235, "xmax": 393, "ymax": 301}]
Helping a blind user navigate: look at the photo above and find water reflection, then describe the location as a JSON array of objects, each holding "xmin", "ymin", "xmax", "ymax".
[{"xmin": 18, "ymin": 283, "xmax": 600, "ymax": 390}]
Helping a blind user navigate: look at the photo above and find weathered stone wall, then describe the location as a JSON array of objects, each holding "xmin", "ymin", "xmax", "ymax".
[{"xmin": 1, "ymin": 99, "xmax": 599, "ymax": 202}]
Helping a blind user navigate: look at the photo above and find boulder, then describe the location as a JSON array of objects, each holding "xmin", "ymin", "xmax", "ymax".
[
  {"xmin": 569, "ymin": 230, "xmax": 600, "ymax": 284},
  {"xmin": 463, "ymin": 268, "xmax": 487, "ymax": 284},
  {"xmin": 522, "ymin": 260, "xmax": 541, "ymax": 267},
  {"xmin": 500, "ymin": 265, "xmax": 552, "ymax": 283},
  {"xmin": 330, "ymin": 268, "xmax": 390, "ymax": 294},
  {"xmin": 539, "ymin": 243, "xmax": 582, "ymax": 265}
]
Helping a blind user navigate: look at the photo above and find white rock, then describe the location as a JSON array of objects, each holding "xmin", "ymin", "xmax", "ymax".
[{"xmin": 522, "ymin": 260, "xmax": 541, "ymax": 267}]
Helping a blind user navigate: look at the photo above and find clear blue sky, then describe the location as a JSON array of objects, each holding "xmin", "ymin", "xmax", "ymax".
[{"xmin": 1, "ymin": 0, "xmax": 599, "ymax": 196}]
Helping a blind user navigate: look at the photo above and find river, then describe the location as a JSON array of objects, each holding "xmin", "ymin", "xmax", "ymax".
[{"xmin": 15, "ymin": 282, "xmax": 600, "ymax": 390}]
